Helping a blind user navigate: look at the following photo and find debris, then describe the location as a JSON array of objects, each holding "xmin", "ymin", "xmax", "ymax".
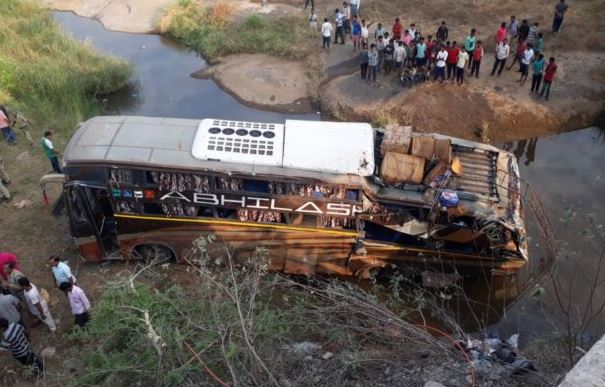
[
  {"xmin": 286, "ymin": 341, "xmax": 321, "ymax": 354},
  {"xmin": 41, "ymin": 346, "xmax": 56, "ymax": 357},
  {"xmin": 423, "ymin": 381, "xmax": 446, "ymax": 387},
  {"xmin": 321, "ymin": 352, "xmax": 334, "ymax": 360},
  {"xmin": 439, "ymin": 190, "xmax": 459, "ymax": 208},
  {"xmin": 13, "ymin": 199, "xmax": 33, "ymax": 209},
  {"xmin": 461, "ymin": 333, "xmax": 536, "ymax": 375},
  {"xmin": 17, "ymin": 151, "xmax": 29, "ymax": 160}
]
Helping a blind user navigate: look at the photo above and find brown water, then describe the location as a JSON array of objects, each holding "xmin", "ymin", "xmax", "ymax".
[{"xmin": 54, "ymin": 11, "xmax": 605, "ymax": 342}]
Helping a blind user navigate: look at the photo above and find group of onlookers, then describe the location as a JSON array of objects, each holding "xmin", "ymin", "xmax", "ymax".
[
  {"xmin": 312, "ymin": 0, "xmax": 567, "ymax": 100},
  {"xmin": 0, "ymin": 251, "xmax": 91, "ymax": 374}
]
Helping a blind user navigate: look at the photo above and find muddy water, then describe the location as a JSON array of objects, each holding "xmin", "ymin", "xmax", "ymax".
[{"xmin": 54, "ymin": 12, "xmax": 605, "ymax": 340}]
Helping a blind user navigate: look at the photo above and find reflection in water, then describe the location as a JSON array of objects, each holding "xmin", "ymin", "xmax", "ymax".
[{"xmin": 511, "ymin": 138, "xmax": 538, "ymax": 166}]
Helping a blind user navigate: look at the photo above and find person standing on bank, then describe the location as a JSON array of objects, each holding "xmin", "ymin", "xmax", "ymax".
[
  {"xmin": 470, "ymin": 40, "xmax": 483, "ymax": 78},
  {"xmin": 491, "ymin": 38, "xmax": 510, "ymax": 76},
  {"xmin": 48, "ymin": 256, "xmax": 76, "ymax": 287},
  {"xmin": 321, "ymin": 18, "xmax": 332, "ymax": 50},
  {"xmin": 59, "ymin": 282, "xmax": 91, "ymax": 329},
  {"xmin": 539, "ymin": 57, "xmax": 558, "ymax": 101},
  {"xmin": 434, "ymin": 45, "xmax": 448, "ymax": 83},
  {"xmin": 41, "ymin": 131, "xmax": 62, "ymax": 174},
  {"xmin": 0, "ymin": 318, "xmax": 44, "ymax": 374},
  {"xmin": 456, "ymin": 48, "xmax": 470, "ymax": 85},
  {"xmin": 519, "ymin": 43, "xmax": 534, "ymax": 85},
  {"xmin": 436, "ymin": 21, "xmax": 448, "ymax": 43},
  {"xmin": 552, "ymin": 0, "xmax": 568, "ymax": 34},
  {"xmin": 334, "ymin": 8, "xmax": 345, "ymax": 44},
  {"xmin": 0, "ymin": 106, "xmax": 17, "ymax": 145},
  {"xmin": 464, "ymin": 29, "xmax": 476, "ymax": 69},
  {"xmin": 530, "ymin": 54, "xmax": 546, "ymax": 94}
]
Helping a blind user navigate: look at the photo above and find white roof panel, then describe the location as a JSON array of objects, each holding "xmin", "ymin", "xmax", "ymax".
[
  {"xmin": 191, "ymin": 118, "xmax": 284, "ymax": 166},
  {"xmin": 282, "ymin": 120, "xmax": 375, "ymax": 176}
]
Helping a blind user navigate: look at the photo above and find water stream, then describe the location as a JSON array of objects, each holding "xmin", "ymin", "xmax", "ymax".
[{"xmin": 54, "ymin": 11, "xmax": 605, "ymax": 341}]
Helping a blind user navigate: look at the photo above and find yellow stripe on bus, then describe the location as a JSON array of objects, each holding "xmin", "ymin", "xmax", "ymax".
[{"xmin": 113, "ymin": 213, "xmax": 359, "ymax": 237}]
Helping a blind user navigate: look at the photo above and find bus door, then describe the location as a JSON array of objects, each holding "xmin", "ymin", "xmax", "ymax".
[{"xmin": 65, "ymin": 182, "xmax": 119, "ymax": 261}]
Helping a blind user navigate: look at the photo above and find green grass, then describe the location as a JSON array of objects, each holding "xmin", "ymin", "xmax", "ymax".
[
  {"xmin": 0, "ymin": 0, "xmax": 132, "ymax": 133},
  {"xmin": 160, "ymin": 0, "xmax": 310, "ymax": 62}
]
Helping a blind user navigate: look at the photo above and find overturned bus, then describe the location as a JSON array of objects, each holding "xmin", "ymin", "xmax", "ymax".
[{"xmin": 49, "ymin": 116, "xmax": 529, "ymax": 278}]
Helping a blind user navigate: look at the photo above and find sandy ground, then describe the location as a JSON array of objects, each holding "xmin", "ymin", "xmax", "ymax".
[{"xmin": 192, "ymin": 54, "xmax": 314, "ymax": 113}]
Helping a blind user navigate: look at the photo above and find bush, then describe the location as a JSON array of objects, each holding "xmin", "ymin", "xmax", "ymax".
[{"xmin": 0, "ymin": 0, "xmax": 132, "ymax": 132}]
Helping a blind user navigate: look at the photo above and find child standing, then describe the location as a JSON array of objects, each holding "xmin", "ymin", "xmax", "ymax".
[
  {"xmin": 470, "ymin": 40, "xmax": 484, "ymax": 78},
  {"xmin": 519, "ymin": 43, "xmax": 534, "ymax": 85}
]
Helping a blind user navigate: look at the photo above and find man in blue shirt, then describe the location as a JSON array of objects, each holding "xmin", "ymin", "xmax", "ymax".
[
  {"xmin": 415, "ymin": 37, "xmax": 427, "ymax": 67},
  {"xmin": 48, "ymin": 256, "xmax": 76, "ymax": 287}
]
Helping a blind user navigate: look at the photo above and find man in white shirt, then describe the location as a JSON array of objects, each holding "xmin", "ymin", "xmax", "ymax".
[
  {"xmin": 321, "ymin": 18, "xmax": 332, "ymax": 49},
  {"xmin": 456, "ymin": 50, "xmax": 469, "ymax": 85},
  {"xmin": 334, "ymin": 9, "xmax": 345, "ymax": 44},
  {"xmin": 409, "ymin": 24, "xmax": 417, "ymax": 41},
  {"xmin": 18, "ymin": 277, "xmax": 56, "ymax": 332},
  {"xmin": 491, "ymin": 38, "xmax": 510, "ymax": 76},
  {"xmin": 434, "ymin": 45, "xmax": 448, "ymax": 83},
  {"xmin": 393, "ymin": 41, "xmax": 406, "ymax": 72},
  {"xmin": 519, "ymin": 43, "xmax": 534, "ymax": 84}
]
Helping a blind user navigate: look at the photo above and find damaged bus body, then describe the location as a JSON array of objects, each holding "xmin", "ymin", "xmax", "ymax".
[{"xmin": 56, "ymin": 116, "xmax": 528, "ymax": 278}]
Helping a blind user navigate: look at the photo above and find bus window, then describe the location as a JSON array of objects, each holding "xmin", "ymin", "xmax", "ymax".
[
  {"xmin": 143, "ymin": 202, "xmax": 164, "ymax": 215},
  {"xmin": 346, "ymin": 189, "xmax": 360, "ymax": 202},
  {"xmin": 110, "ymin": 169, "xmax": 133, "ymax": 184},
  {"xmin": 197, "ymin": 207, "xmax": 214, "ymax": 217},
  {"xmin": 216, "ymin": 177, "xmax": 242, "ymax": 191},
  {"xmin": 243, "ymin": 179, "xmax": 269, "ymax": 193}
]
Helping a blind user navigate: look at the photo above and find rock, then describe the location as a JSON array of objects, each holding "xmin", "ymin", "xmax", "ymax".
[
  {"xmin": 304, "ymin": 355, "xmax": 313, "ymax": 361},
  {"xmin": 287, "ymin": 341, "xmax": 320, "ymax": 354},
  {"xmin": 17, "ymin": 151, "xmax": 29, "ymax": 160},
  {"xmin": 41, "ymin": 346, "xmax": 56, "ymax": 357},
  {"xmin": 424, "ymin": 381, "xmax": 446, "ymax": 387},
  {"xmin": 321, "ymin": 352, "xmax": 334, "ymax": 360}
]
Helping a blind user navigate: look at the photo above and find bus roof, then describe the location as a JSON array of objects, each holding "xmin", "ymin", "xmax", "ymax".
[{"xmin": 64, "ymin": 116, "xmax": 375, "ymax": 179}]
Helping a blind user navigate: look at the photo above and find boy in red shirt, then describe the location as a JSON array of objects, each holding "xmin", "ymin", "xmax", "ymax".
[
  {"xmin": 392, "ymin": 18, "xmax": 403, "ymax": 40},
  {"xmin": 470, "ymin": 40, "xmax": 484, "ymax": 78},
  {"xmin": 540, "ymin": 57, "xmax": 557, "ymax": 101},
  {"xmin": 447, "ymin": 41, "xmax": 459, "ymax": 80}
]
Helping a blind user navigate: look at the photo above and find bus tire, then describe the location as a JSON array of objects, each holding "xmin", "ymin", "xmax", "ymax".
[{"xmin": 132, "ymin": 244, "xmax": 175, "ymax": 264}]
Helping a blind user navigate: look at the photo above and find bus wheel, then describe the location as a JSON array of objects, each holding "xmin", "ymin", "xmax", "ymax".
[{"xmin": 132, "ymin": 244, "xmax": 175, "ymax": 264}]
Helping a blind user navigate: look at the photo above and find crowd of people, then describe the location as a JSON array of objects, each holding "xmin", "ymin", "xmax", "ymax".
[
  {"xmin": 0, "ymin": 251, "xmax": 91, "ymax": 374},
  {"xmin": 0, "ymin": 105, "xmax": 62, "ymax": 203},
  {"xmin": 313, "ymin": 0, "xmax": 566, "ymax": 100}
]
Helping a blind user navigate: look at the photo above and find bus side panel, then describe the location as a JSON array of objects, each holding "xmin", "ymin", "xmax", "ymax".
[
  {"xmin": 75, "ymin": 237, "xmax": 105, "ymax": 262},
  {"xmin": 113, "ymin": 216, "xmax": 357, "ymax": 275}
]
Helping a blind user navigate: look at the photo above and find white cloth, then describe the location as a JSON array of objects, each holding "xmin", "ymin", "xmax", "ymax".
[
  {"xmin": 321, "ymin": 22, "xmax": 332, "ymax": 37},
  {"xmin": 43, "ymin": 138, "xmax": 54, "ymax": 150},
  {"xmin": 436, "ymin": 50, "xmax": 448, "ymax": 67},
  {"xmin": 24, "ymin": 284, "xmax": 56, "ymax": 332}
]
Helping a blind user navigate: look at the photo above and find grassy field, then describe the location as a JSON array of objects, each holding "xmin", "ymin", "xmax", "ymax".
[
  {"xmin": 0, "ymin": 0, "xmax": 131, "ymax": 133},
  {"xmin": 159, "ymin": 0, "xmax": 312, "ymax": 62}
]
